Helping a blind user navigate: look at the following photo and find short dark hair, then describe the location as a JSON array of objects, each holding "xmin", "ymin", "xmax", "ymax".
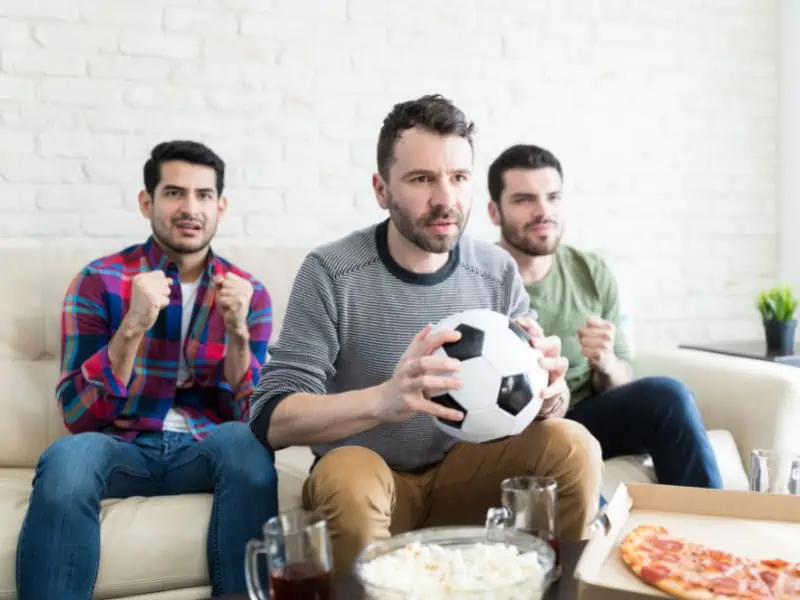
[
  {"xmin": 487, "ymin": 144, "xmax": 563, "ymax": 204},
  {"xmin": 376, "ymin": 94, "xmax": 475, "ymax": 180},
  {"xmin": 143, "ymin": 140, "xmax": 225, "ymax": 197}
]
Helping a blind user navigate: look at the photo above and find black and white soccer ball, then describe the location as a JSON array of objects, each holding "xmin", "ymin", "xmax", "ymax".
[{"xmin": 428, "ymin": 308, "xmax": 549, "ymax": 444}]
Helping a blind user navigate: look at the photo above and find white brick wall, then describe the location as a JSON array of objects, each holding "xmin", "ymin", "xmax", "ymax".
[
  {"xmin": 0, "ymin": 0, "xmax": 780, "ymax": 350},
  {"xmin": 778, "ymin": 0, "xmax": 800, "ymax": 295}
]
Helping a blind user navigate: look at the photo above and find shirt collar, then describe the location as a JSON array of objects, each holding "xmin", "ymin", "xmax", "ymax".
[{"xmin": 143, "ymin": 236, "xmax": 221, "ymax": 280}]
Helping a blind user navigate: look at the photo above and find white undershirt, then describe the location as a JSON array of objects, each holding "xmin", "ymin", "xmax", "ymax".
[{"xmin": 162, "ymin": 281, "xmax": 200, "ymax": 433}]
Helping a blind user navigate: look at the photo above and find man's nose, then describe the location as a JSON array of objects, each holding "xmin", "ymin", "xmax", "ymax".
[
  {"xmin": 430, "ymin": 179, "xmax": 458, "ymax": 209},
  {"xmin": 180, "ymin": 193, "xmax": 201, "ymax": 214}
]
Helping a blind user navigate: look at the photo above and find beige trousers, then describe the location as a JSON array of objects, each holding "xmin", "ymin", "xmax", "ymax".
[{"xmin": 302, "ymin": 419, "xmax": 603, "ymax": 574}]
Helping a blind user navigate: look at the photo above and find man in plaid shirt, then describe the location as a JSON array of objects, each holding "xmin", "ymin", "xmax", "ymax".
[{"xmin": 16, "ymin": 141, "xmax": 277, "ymax": 600}]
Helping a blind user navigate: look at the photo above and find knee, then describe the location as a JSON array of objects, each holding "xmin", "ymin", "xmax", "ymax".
[
  {"xmin": 636, "ymin": 376, "xmax": 697, "ymax": 420},
  {"xmin": 305, "ymin": 446, "xmax": 394, "ymax": 517},
  {"xmin": 207, "ymin": 422, "xmax": 277, "ymax": 489},
  {"xmin": 33, "ymin": 433, "xmax": 109, "ymax": 502},
  {"xmin": 537, "ymin": 419, "xmax": 603, "ymax": 479}
]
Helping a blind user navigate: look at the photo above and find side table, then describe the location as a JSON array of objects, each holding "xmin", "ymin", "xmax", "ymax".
[
  {"xmin": 679, "ymin": 340, "xmax": 800, "ymax": 367},
  {"xmin": 214, "ymin": 540, "xmax": 586, "ymax": 599}
]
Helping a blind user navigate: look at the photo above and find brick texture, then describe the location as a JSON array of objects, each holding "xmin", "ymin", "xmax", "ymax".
[{"xmin": 0, "ymin": 0, "xmax": 780, "ymax": 349}]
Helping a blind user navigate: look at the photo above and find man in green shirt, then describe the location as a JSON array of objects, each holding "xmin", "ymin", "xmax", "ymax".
[{"xmin": 486, "ymin": 144, "xmax": 722, "ymax": 490}]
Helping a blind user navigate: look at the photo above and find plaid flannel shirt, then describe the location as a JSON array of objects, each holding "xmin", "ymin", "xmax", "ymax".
[{"xmin": 57, "ymin": 237, "xmax": 272, "ymax": 440}]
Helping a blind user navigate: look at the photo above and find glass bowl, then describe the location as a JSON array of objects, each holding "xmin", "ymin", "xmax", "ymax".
[{"xmin": 352, "ymin": 526, "xmax": 556, "ymax": 600}]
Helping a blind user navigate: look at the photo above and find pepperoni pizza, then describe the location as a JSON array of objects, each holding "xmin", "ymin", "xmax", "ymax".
[{"xmin": 619, "ymin": 525, "xmax": 800, "ymax": 598}]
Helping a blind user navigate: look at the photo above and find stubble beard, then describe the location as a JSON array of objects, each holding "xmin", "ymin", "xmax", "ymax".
[
  {"xmin": 152, "ymin": 217, "xmax": 217, "ymax": 256},
  {"xmin": 388, "ymin": 194, "xmax": 467, "ymax": 254},
  {"xmin": 500, "ymin": 218, "xmax": 561, "ymax": 257}
]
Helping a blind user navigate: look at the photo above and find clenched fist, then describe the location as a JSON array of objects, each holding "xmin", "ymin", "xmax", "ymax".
[
  {"xmin": 578, "ymin": 316, "xmax": 616, "ymax": 374},
  {"xmin": 126, "ymin": 271, "xmax": 172, "ymax": 334},
  {"xmin": 213, "ymin": 272, "xmax": 253, "ymax": 337}
]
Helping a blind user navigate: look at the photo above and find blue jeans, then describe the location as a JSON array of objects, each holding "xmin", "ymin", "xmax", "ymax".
[
  {"xmin": 567, "ymin": 376, "xmax": 723, "ymax": 489},
  {"xmin": 16, "ymin": 422, "xmax": 278, "ymax": 600}
]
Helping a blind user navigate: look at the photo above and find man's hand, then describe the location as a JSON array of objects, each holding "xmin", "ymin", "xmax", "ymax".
[
  {"xmin": 514, "ymin": 316, "xmax": 569, "ymax": 419},
  {"xmin": 125, "ymin": 271, "xmax": 171, "ymax": 334},
  {"xmin": 578, "ymin": 316, "xmax": 616, "ymax": 374},
  {"xmin": 214, "ymin": 272, "xmax": 254, "ymax": 338},
  {"xmin": 376, "ymin": 324, "xmax": 465, "ymax": 424}
]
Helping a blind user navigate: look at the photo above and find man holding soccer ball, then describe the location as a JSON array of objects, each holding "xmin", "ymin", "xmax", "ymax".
[
  {"xmin": 487, "ymin": 144, "xmax": 723, "ymax": 491},
  {"xmin": 249, "ymin": 95, "xmax": 603, "ymax": 574}
]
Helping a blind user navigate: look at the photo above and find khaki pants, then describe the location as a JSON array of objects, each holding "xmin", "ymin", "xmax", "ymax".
[{"xmin": 302, "ymin": 419, "xmax": 603, "ymax": 573}]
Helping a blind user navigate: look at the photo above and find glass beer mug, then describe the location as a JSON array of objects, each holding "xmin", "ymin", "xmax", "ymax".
[{"xmin": 245, "ymin": 509, "xmax": 333, "ymax": 600}]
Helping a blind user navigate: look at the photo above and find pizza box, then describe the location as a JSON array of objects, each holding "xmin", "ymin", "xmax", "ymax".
[{"xmin": 573, "ymin": 482, "xmax": 800, "ymax": 599}]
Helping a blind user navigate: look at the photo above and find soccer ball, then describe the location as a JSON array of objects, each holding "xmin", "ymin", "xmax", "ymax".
[{"xmin": 428, "ymin": 309, "xmax": 549, "ymax": 444}]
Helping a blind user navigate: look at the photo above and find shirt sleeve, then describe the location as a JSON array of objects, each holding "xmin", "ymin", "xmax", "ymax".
[
  {"xmin": 249, "ymin": 253, "xmax": 340, "ymax": 449},
  {"xmin": 598, "ymin": 260, "xmax": 633, "ymax": 365},
  {"xmin": 213, "ymin": 280, "xmax": 272, "ymax": 422},
  {"xmin": 56, "ymin": 269, "xmax": 129, "ymax": 434}
]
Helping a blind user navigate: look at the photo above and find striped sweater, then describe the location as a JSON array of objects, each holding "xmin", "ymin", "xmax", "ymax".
[{"xmin": 249, "ymin": 219, "xmax": 531, "ymax": 472}]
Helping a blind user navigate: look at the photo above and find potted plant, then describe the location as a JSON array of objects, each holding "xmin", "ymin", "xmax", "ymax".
[{"xmin": 756, "ymin": 284, "xmax": 799, "ymax": 354}]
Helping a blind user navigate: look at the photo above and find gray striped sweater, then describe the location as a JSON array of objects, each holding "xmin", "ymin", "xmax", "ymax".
[{"xmin": 249, "ymin": 219, "xmax": 531, "ymax": 472}]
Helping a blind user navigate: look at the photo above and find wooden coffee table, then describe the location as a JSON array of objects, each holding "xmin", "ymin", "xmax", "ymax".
[{"xmin": 214, "ymin": 540, "xmax": 586, "ymax": 599}]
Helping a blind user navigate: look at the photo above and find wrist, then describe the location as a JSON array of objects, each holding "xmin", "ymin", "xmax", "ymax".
[
  {"xmin": 226, "ymin": 326, "xmax": 250, "ymax": 344},
  {"xmin": 370, "ymin": 383, "xmax": 389, "ymax": 422},
  {"xmin": 594, "ymin": 353, "xmax": 617, "ymax": 376},
  {"xmin": 120, "ymin": 313, "xmax": 149, "ymax": 339}
]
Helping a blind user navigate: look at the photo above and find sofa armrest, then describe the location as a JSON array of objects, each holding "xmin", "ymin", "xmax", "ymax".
[{"xmin": 632, "ymin": 348, "xmax": 800, "ymax": 465}]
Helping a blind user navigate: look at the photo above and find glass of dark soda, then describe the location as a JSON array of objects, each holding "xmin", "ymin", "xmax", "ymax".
[
  {"xmin": 485, "ymin": 476, "xmax": 561, "ymax": 581},
  {"xmin": 245, "ymin": 508, "xmax": 333, "ymax": 600}
]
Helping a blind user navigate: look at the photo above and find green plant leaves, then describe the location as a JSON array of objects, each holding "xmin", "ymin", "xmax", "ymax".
[{"xmin": 757, "ymin": 284, "xmax": 799, "ymax": 321}]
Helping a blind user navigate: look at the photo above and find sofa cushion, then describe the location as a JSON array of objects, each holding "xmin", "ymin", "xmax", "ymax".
[
  {"xmin": 0, "ymin": 361, "xmax": 68, "ymax": 469},
  {"xmin": 598, "ymin": 430, "xmax": 750, "ymax": 500},
  {"xmin": 0, "ymin": 468, "xmax": 211, "ymax": 600},
  {"xmin": 275, "ymin": 446, "xmax": 315, "ymax": 511}
]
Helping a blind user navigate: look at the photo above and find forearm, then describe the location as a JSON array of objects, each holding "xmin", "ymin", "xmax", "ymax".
[
  {"xmin": 106, "ymin": 314, "xmax": 145, "ymax": 386},
  {"xmin": 592, "ymin": 356, "xmax": 632, "ymax": 391},
  {"xmin": 267, "ymin": 385, "xmax": 384, "ymax": 449},
  {"xmin": 224, "ymin": 330, "xmax": 251, "ymax": 388}
]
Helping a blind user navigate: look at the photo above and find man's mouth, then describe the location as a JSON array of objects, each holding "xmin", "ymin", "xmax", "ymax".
[
  {"xmin": 175, "ymin": 221, "xmax": 202, "ymax": 232},
  {"xmin": 428, "ymin": 220, "xmax": 457, "ymax": 233},
  {"xmin": 528, "ymin": 221, "xmax": 556, "ymax": 234}
]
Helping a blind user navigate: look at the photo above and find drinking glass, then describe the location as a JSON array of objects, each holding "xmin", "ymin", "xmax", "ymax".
[
  {"xmin": 485, "ymin": 476, "xmax": 561, "ymax": 579},
  {"xmin": 749, "ymin": 449, "xmax": 800, "ymax": 495},
  {"xmin": 245, "ymin": 508, "xmax": 333, "ymax": 600}
]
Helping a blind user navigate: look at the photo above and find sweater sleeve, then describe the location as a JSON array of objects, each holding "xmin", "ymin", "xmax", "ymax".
[
  {"xmin": 505, "ymin": 260, "xmax": 533, "ymax": 320},
  {"xmin": 248, "ymin": 253, "xmax": 340, "ymax": 448}
]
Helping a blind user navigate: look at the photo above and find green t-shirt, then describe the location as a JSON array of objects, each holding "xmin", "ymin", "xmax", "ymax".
[{"xmin": 525, "ymin": 245, "xmax": 632, "ymax": 408}]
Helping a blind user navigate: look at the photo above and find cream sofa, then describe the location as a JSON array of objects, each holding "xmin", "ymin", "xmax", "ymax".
[{"xmin": 2, "ymin": 245, "xmax": 800, "ymax": 599}]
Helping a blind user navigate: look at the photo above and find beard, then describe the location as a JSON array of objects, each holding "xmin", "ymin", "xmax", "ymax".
[
  {"xmin": 500, "ymin": 215, "xmax": 562, "ymax": 257},
  {"xmin": 388, "ymin": 194, "xmax": 468, "ymax": 254},
  {"xmin": 151, "ymin": 213, "xmax": 217, "ymax": 255}
]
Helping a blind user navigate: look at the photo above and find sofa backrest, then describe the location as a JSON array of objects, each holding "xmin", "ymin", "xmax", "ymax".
[{"xmin": 0, "ymin": 244, "xmax": 310, "ymax": 468}]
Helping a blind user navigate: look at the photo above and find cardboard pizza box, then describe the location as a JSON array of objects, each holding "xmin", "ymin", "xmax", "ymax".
[{"xmin": 574, "ymin": 483, "xmax": 800, "ymax": 599}]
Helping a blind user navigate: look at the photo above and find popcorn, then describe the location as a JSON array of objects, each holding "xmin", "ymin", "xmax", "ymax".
[{"xmin": 357, "ymin": 540, "xmax": 548, "ymax": 599}]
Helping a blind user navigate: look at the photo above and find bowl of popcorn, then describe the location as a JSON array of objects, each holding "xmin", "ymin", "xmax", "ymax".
[{"xmin": 352, "ymin": 526, "xmax": 556, "ymax": 599}]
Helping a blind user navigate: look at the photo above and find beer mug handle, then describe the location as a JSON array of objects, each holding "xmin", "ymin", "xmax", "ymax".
[
  {"xmin": 485, "ymin": 506, "xmax": 512, "ymax": 541},
  {"xmin": 245, "ymin": 539, "xmax": 270, "ymax": 600}
]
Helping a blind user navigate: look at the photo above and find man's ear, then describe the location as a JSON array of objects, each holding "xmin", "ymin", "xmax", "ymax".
[
  {"xmin": 488, "ymin": 199, "xmax": 502, "ymax": 226},
  {"xmin": 217, "ymin": 194, "xmax": 228, "ymax": 219},
  {"xmin": 138, "ymin": 190, "xmax": 152, "ymax": 219},
  {"xmin": 373, "ymin": 173, "xmax": 390, "ymax": 210}
]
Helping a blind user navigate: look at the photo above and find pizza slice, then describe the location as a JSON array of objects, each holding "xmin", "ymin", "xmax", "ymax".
[{"xmin": 619, "ymin": 525, "xmax": 800, "ymax": 599}]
